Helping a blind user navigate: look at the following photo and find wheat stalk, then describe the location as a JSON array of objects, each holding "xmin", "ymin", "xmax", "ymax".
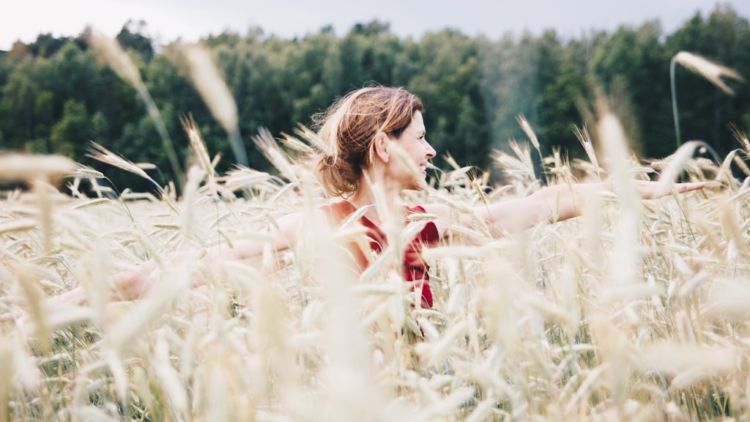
[
  {"xmin": 670, "ymin": 51, "xmax": 744, "ymax": 147},
  {"xmin": 87, "ymin": 28, "xmax": 184, "ymax": 188},
  {"xmin": 178, "ymin": 43, "xmax": 249, "ymax": 166}
]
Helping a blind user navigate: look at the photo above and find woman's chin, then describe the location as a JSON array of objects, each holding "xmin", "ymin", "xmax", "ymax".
[
  {"xmin": 398, "ymin": 174, "xmax": 428, "ymax": 191},
  {"xmin": 411, "ymin": 178, "xmax": 429, "ymax": 191}
]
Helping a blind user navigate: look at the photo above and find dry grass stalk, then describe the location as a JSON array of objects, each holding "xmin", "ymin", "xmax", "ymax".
[
  {"xmin": 0, "ymin": 340, "xmax": 12, "ymax": 422},
  {"xmin": 0, "ymin": 153, "xmax": 75, "ymax": 182},
  {"xmin": 517, "ymin": 115, "xmax": 541, "ymax": 152},
  {"xmin": 8, "ymin": 262, "xmax": 51, "ymax": 352},
  {"xmin": 638, "ymin": 341, "xmax": 737, "ymax": 376},
  {"xmin": 0, "ymin": 219, "xmax": 36, "ymax": 235},
  {"xmin": 574, "ymin": 125, "xmax": 600, "ymax": 173},
  {"xmin": 179, "ymin": 43, "xmax": 248, "ymax": 166},
  {"xmin": 657, "ymin": 140, "xmax": 700, "ymax": 191},
  {"xmin": 596, "ymin": 106, "xmax": 641, "ymax": 286},
  {"xmin": 87, "ymin": 28, "xmax": 146, "ymax": 93},
  {"xmin": 88, "ymin": 28, "xmax": 184, "ymax": 187},
  {"xmin": 32, "ymin": 179, "xmax": 54, "ymax": 254},
  {"xmin": 87, "ymin": 142, "xmax": 162, "ymax": 192},
  {"xmin": 673, "ymin": 51, "xmax": 744, "ymax": 95},
  {"xmin": 180, "ymin": 44, "xmax": 238, "ymax": 133},
  {"xmin": 252, "ymin": 128, "xmax": 298, "ymax": 183},
  {"xmin": 730, "ymin": 124, "xmax": 750, "ymax": 153}
]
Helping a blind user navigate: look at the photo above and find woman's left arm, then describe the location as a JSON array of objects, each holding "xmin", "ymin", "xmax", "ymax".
[{"xmin": 425, "ymin": 181, "xmax": 704, "ymax": 238}]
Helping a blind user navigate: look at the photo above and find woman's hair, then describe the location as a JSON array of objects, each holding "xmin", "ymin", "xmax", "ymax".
[{"xmin": 314, "ymin": 86, "xmax": 423, "ymax": 196}]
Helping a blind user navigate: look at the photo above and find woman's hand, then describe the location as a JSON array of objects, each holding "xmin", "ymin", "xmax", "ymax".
[
  {"xmin": 112, "ymin": 269, "xmax": 152, "ymax": 300},
  {"xmin": 634, "ymin": 180, "xmax": 705, "ymax": 200}
]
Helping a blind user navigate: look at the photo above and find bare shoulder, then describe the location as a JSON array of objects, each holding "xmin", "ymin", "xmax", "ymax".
[{"xmin": 274, "ymin": 207, "xmax": 336, "ymax": 245}]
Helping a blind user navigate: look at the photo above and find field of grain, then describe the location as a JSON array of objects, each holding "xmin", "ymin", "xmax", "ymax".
[{"xmin": 1, "ymin": 119, "xmax": 749, "ymax": 421}]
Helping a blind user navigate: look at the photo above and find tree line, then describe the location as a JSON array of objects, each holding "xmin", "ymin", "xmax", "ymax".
[{"xmin": 0, "ymin": 6, "xmax": 748, "ymax": 190}]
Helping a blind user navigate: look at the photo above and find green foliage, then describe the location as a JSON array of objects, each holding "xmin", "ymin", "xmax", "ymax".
[
  {"xmin": 116, "ymin": 19, "xmax": 155, "ymax": 61},
  {"xmin": 50, "ymin": 99, "xmax": 90, "ymax": 157},
  {"xmin": 591, "ymin": 21, "xmax": 670, "ymax": 155},
  {"xmin": 0, "ymin": 5, "xmax": 748, "ymax": 190},
  {"xmin": 406, "ymin": 30, "xmax": 487, "ymax": 167}
]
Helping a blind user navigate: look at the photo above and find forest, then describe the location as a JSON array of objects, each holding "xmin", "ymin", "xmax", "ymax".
[{"xmin": 0, "ymin": 5, "xmax": 748, "ymax": 189}]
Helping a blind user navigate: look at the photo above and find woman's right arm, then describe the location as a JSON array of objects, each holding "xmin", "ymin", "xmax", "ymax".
[
  {"xmin": 112, "ymin": 211, "xmax": 303, "ymax": 300},
  {"xmin": 207, "ymin": 211, "xmax": 301, "ymax": 261}
]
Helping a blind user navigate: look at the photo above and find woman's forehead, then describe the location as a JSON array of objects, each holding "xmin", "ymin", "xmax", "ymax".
[{"xmin": 408, "ymin": 111, "xmax": 425, "ymax": 132}]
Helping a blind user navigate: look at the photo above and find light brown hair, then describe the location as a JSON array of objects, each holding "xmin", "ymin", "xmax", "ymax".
[{"xmin": 314, "ymin": 86, "xmax": 424, "ymax": 196}]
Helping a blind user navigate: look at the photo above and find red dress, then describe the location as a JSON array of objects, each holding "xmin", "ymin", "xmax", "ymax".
[{"xmin": 321, "ymin": 200, "xmax": 440, "ymax": 308}]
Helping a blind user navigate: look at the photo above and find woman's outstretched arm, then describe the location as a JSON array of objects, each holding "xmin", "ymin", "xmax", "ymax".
[
  {"xmin": 425, "ymin": 180, "xmax": 704, "ymax": 239},
  {"xmin": 58, "ymin": 212, "xmax": 303, "ymax": 304}
]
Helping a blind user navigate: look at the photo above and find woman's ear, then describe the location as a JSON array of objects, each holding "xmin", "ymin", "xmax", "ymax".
[{"xmin": 373, "ymin": 132, "xmax": 390, "ymax": 163}]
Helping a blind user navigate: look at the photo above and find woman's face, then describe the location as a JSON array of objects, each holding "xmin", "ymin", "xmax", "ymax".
[{"xmin": 387, "ymin": 111, "xmax": 436, "ymax": 190}]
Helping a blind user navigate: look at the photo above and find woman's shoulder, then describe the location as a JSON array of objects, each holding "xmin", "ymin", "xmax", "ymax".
[
  {"xmin": 319, "ymin": 199, "xmax": 355, "ymax": 222},
  {"xmin": 275, "ymin": 204, "xmax": 340, "ymax": 246}
]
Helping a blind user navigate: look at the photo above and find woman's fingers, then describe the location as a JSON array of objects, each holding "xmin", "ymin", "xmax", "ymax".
[
  {"xmin": 635, "ymin": 180, "xmax": 705, "ymax": 200},
  {"xmin": 675, "ymin": 182, "xmax": 705, "ymax": 193}
]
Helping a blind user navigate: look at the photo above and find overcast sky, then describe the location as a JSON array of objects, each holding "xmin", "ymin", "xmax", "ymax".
[{"xmin": 1, "ymin": 0, "xmax": 748, "ymax": 50}]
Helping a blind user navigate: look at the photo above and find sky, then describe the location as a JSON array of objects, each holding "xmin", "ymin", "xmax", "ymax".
[{"xmin": 1, "ymin": 0, "xmax": 748, "ymax": 50}]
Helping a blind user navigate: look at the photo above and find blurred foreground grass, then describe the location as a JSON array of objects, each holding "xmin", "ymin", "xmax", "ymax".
[{"xmin": 1, "ymin": 124, "xmax": 749, "ymax": 421}]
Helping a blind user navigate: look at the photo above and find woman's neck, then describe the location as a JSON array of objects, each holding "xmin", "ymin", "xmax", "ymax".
[{"xmin": 347, "ymin": 171, "xmax": 402, "ymax": 225}]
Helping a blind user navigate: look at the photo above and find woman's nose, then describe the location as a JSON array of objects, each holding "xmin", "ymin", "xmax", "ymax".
[{"xmin": 425, "ymin": 140, "xmax": 436, "ymax": 159}]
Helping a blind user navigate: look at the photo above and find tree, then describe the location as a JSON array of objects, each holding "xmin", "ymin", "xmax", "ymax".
[
  {"xmin": 117, "ymin": 20, "xmax": 155, "ymax": 61},
  {"xmin": 33, "ymin": 90, "xmax": 55, "ymax": 151},
  {"xmin": 0, "ymin": 58, "xmax": 38, "ymax": 148},
  {"xmin": 591, "ymin": 22, "xmax": 671, "ymax": 156},
  {"xmin": 406, "ymin": 30, "xmax": 488, "ymax": 167},
  {"xmin": 480, "ymin": 34, "xmax": 544, "ymax": 155},
  {"xmin": 536, "ymin": 32, "xmax": 589, "ymax": 156},
  {"xmin": 91, "ymin": 111, "xmax": 109, "ymax": 142},
  {"xmin": 50, "ymin": 99, "xmax": 90, "ymax": 157},
  {"xmin": 28, "ymin": 33, "xmax": 75, "ymax": 57}
]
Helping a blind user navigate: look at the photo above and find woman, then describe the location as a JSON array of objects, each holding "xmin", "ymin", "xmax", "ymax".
[{"xmin": 93, "ymin": 86, "xmax": 705, "ymax": 305}]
